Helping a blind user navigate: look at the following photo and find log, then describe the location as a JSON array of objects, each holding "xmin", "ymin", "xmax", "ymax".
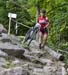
[{"xmin": 44, "ymin": 46, "xmax": 64, "ymax": 61}]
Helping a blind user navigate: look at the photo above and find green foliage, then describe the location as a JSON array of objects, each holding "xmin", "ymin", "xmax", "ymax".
[
  {"xmin": 0, "ymin": 0, "xmax": 32, "ymax": 35},
  {"xmin": 2, "ymin": 61, "xmax": 14, "ymax": 69}
]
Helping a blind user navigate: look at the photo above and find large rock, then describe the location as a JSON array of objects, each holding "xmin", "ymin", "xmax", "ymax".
[
  {"xmin": 0, "ymin": 58, "xmax": 6, "ymax": 67},
  {"xmin": 43, "ymin": 65, "xmax": 66, "ymax": 75},
  {"xmin": 9, "ymin": 34, "xmax": 21, "ymax": 45},
  {"xmin": 0, "ymin": 33, "xmax": 11, "ymax": 42},
  {"xmin": 0, "ymin": 24, "xmax": 7, "ymax": 33},
  {"xmin": 24, "ymin": 49, "xmax": 45, "ymax": 58},
  {"xmin": 0, "ymin": 42, "xmax": 25, "ymax": 57},
  {"xmin": 38, "ymin": 58, "xmax": 53, "ymax": 65},
  {"xmin": 0, "ymin": 50, "xmax": 8, "ymax": 57},
  {"xmin": 0, "ymin": 67, "xmax": 29, "ymax": 75},
  {"xmin": 12, "ymin": 58, "xmax": 22, "ymax": 66},
  {"xmin": 0, "ymin": 33, "xmax": 21, "ymax": 45},
  {"xmin": 33, "ymin": 68, "xmax": 44, "ymax": 75}
]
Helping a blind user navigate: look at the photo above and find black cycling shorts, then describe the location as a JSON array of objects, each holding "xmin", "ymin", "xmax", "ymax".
[{"xmin": 40, "ymin": 28, "xmax": 48, "ymax": 34}]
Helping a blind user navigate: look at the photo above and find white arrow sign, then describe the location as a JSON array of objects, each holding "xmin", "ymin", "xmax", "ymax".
[{"xmin": 8, "ymin": 13, "xmax": 17, "ymax": 18}]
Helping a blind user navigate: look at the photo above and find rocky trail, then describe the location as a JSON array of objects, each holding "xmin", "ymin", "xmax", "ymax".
[{"xmin": 0, "ymin": 24, "xmax": 67, "ymax": 75}]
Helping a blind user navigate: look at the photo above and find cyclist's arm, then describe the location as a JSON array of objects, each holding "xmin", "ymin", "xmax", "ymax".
[{"xmin": 45, "ymin": 17, "xmax": 49, "ymax": 28}]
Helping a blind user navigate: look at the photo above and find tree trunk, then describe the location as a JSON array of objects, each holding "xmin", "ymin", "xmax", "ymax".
[{"xmin": 36, "ymin": 2, "xmax": 40, "ymax": 22}]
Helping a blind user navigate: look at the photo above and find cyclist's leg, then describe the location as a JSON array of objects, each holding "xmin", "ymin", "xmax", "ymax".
[
  {"xmin": 39, "ymin": 31, "xmax": 43, "ymax": 49},
  {"xmin": 42, "ymin": 32, "xmax": 48, "ymax": 48}
]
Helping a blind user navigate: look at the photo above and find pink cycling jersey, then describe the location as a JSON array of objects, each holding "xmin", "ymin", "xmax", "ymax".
[{"xmin": 37, "ymin": 16, "xmax": 48, "ymax": 28}]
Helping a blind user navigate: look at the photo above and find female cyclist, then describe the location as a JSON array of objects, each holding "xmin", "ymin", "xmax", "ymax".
[{"xmin": 37, "ymin": 9, "xmax": 49, "ymax": 49}]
